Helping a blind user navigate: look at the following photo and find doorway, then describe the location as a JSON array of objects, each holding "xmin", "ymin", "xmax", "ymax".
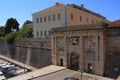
[
  {"xmin": 60, "ymin": 58, "xmax": 63, "ymax": 66},
  {"xmin": 87, "ymin": 63, "xmax": 93, "ymax": 73},
  {"xmin": 70, "ymin": 52, "xmax": 79, "ymax": 70}
]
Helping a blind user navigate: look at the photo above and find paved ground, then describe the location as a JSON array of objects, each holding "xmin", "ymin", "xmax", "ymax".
[
  {"xmin": 8, "ymin": 65, "xmax": 66, "ymax": 80},
  {"xmin": 0, "ymin": 55, "xmax": 115, "ymax": 80},
  {"xmin": 8, "ymin": 65, "xmax": 113, "ymax": 80},
  {"xmin": 0, "ymin": 55, "xmax": 37, "ymax": 71},
  {"xmin": 33, "ymin": 69, "xmax": 78, "ymax": 80},
  {"xmin": 33, "ymin": 69, "xmax": 114, "ymax": 80}
]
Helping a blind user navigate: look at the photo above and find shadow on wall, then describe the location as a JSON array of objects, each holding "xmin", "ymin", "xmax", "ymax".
[
  {"xmin": 104, "ymin": 53, "xmax": 120, "ymax": 79},
  {"xmin": 0, "ymin": 43, "xmax": 52, "ymax": 68},
  {"xmin": 8, "ymin": 45, "xmax": 16, "ymax": 59}
]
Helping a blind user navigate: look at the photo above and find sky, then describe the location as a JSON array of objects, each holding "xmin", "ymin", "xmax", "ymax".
[{"xmin": 0, "ymin": 0, "xmax": 120, "ymax": 27}]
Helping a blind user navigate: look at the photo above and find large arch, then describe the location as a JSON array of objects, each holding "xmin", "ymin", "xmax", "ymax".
[{"xmin": 69, "ymin": 51, "xmax": 79, "ymax": 70}]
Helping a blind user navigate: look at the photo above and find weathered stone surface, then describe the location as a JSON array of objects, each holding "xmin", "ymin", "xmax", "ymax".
[
  {"xmin": 105, "ymin": 37, "xmax": 120, "ymax": 78},
  {"xmin": 0, "ymin": 43, "xmax": 52, "ymax": 68},
  {"xmin": 52, "ymin": 25, "xmax": 105, "ymax": 76}
]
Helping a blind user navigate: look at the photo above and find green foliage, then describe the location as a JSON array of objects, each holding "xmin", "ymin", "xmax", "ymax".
[
  {"xmin": 5, "ymin": 32, "xmax": 17, "ymax": 44},
  {"xmin": 16, "ymin": 27, "xmax": 33, "ymax": 39},
  {"xmin": 5, "ymin": 27, "xmax": 33, "ymax": 44},
  {"xmin": 0, "ymin": 26, "xmax": 5, "ymax": 37},
  {"xmin": 4, "ymin": 18, "xmax": 19, "ymax": 35},
  {"xmin": 22, "ymin": 20, "xmax": 32, "ymax": 27},
  {"xmin": 100, "ymin": 21, "xmax": 109, "ymax": 28}
]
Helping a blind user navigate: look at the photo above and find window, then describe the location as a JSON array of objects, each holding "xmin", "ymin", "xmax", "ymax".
[
  {"xmin": 53, "ymin": 14, "xmax": 55, "ymax": 21},
  {"xmin": 107, "ymin": 29, "xmax": 120, "ymax": 36},
  {"xmin": 87, "ymin": 18, "xmax": 89, "ymax": 23},
  {"xmin": 40, "ymin": 17, "xmax": 42, "ymax": 23},
  {"xmin": 44, "ymin": 30, "xmax": 47, "ymax": 36},
  {"xmin": 40, "ymin": 43, "xmax": 44, "ymax": 47},
  {"xmin": 80, "ymin": 16, "xmax": 82, "ymax": 21},
  {"xmin": 58, "ymin": 13, "xmax": 61, "ymax": 20},
  {"xmin": 96, "ymin": 21, "xmax": 98, "ymax": 24},
  {"xmin": 40, "ymin": 31, "xmax": 43, "ymax": 36},
  {"xmin": 91, "ymin": 19, "xmax": 94, "ymax": 24},
  {"xmin": 44, "ymin": 16, "xmax": 46, "ymax": 22},
  {"xmin": 48, "ymin": 31, "xmax": 51, "ymax": 36},
  {"xmin": 48, "ymin": 16, "xmax": 51, "ymax": 21},
  {"xmin": 71, "ymin": 13, "xmax": 73, "ymax": 20},
  {"xmin": 36, "ymin": 31, "xmax": 39, "ymax": 36},
  {"xmin": 36, "ymin": 18, "xmax": 39, "ymax": 23}
]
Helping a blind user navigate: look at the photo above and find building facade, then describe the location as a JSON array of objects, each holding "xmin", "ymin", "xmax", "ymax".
[
  {"xmin": 32, "ymin": 2, "xmax": 109, "ymax": 38},
  {"xmin": 51, "ymin": 24, "xmax": 106, "ymax": 76}
]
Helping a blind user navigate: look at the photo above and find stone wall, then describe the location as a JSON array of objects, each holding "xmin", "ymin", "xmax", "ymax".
[
  {"xmin": 0, "ymin": 42, "xmax": 52, "ymax": 68},
  {"xmin": 105, "ymin": 37, "xmax": 120, "ymax": 78},
  {"xmin": 106, "ymin": 37, "xmax": 120, "ymax": 52},
  {"xmin": 14, "ymin": 38, "xmax": 51, "ymax": 49}
]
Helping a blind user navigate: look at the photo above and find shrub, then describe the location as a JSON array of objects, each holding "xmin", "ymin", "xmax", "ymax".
[
  {"xmin": 5, "ymin": 27, "xmax": 33, "ymax": 44},
  {"xmin": 5, "ymin": 32, "xmax": 17, "ymax": 44}
]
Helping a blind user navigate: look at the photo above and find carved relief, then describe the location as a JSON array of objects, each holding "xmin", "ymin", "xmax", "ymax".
[
  {"xmin": 69, "ymin": 36, "xmax": 79, "ymax": 45},
  {"xmin": 57, "ymin": 37, "xmax": 64, "ymax": 51},
  {"xmin": 83, "ymin": 36, "xmax": 96, "ymax": 59},
  {"xmin": 84, "ymin": 36, "xmax": 96, "ymax": 48}
]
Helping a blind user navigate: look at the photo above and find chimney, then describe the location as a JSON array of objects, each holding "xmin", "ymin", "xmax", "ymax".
[
  {"xmin": 81, "ymin": 4, "xmax": 84, "ymax": 8},
  {"xmin": 56, "ymin": 2, "xmax": 59, "ymax": 6}
]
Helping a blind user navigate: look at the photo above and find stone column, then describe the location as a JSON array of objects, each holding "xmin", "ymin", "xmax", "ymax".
[
  {"xmin": 64, "ymin": 36, "xmax": 67, "ymax": 67},
  {"xmin": 67, "ymin": 36, "xmax": 70, "ymax": 68},
  {"xmin": 94, "ymin": 35, "xmax": 100, "ymax": 75},
  {"xmin": 79, "ymin": 35, "xmax": 84, "ymax": 70},
  {"xmin": 99, "ymin": 35, "xmax": 104, "ymax": 61},
  {"xmin": 52, "ymin": 36, "xmax": 57, "ymax": 65},
  {"xmin": 51, "ymin": 36, "xmax": 54, "ymax": 64},
  {"xmin": 96, "ymin": 35, "xmax": 105, "ymax": 76},
  {"xmin": 95, "ymin": 36, "xmax": 99, "ymax": 61}
]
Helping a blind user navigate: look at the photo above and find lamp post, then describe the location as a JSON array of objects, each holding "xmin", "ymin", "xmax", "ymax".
[
  {"xmin": 114, "ymin": 68, "xmax": 118, "ymax": 79},
  {"xmin": 78, "ymin": 54, "xmax": 83, "ymax": 80},
  {"xmin": 79, "ymin": 70, "xmax": 83, "ymax": 80}
]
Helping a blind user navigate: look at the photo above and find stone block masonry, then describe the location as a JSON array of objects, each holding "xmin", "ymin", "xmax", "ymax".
[{"xmin": 0, "ymin": 43, "xmax": 52, "ymax": 68}]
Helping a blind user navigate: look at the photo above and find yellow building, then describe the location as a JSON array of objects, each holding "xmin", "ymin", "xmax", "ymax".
[{"xmin": 32, "ymin": 2, "xmax": 109, "ymax": 38}]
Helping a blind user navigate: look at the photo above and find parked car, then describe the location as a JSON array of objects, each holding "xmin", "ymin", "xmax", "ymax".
[
  {"xmin": 64, "ymin": 77, "xmax": 79, "ymax": 80},
  {"xmin": 13, "ymin": 68, "xmax": 27, "ymax": 75},
  {"xmin": 2, "ymin": 64, "xmax": 15, "ymax": 68},
  {"xmin": 0, "ymin": 70, "xmax": 6, "ymax": 80}
]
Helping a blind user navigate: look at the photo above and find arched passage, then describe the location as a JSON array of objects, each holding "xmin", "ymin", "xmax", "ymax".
[{"xmin": 70, "ymin": 51, "xmax": 79, "ymax": 70}]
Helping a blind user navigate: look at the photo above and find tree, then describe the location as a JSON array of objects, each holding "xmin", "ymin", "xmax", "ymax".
[
  {"xmin": 99, "ymin": 21, "xmax": 109, "ymax": 28},
  {"xmin": 5, "ymin": 32, "xmax": 17, "ymax": 44},
  {"xmin": 22, "ymin": 20, "xmax": 32, "ymax": 27},
  {"xmin": 5, "ymin": 26, "xmax": 33, "ymax": 44},
  {"xmin": 0, "ymin": 26, "xmax": 5, "ymax": 37},
  {"xmin": 4, "ymin": 18, "xmax": 19, "ymax": 35},
  {"xmin": 16, "ymin": 26, "xmax": 33, "ymax": 39}
]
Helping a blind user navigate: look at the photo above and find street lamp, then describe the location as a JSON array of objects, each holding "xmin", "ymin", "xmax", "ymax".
[
  {"xmin": 114, "ymin": 68, "xmax": 118, "ymax": 79},
  {"xmin": 79, "ymin": 70, "xmax": 83, "ymax": 80},
  {"xmin": 78, "ymin": 54, "xmax": 83, "ymax": 80}
]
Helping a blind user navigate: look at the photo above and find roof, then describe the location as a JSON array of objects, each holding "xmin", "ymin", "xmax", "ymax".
[
  {"xmin": 32, "ymin": 2, "xmax": 107, "ymax": 20},
  {"xmin": 108, "ymin": 20, "xmax": 120, "ymax": 27},
  {"xmin": 52, "ymin": 24, "xmax": 105, "ymax": 32},
  {"xmin": 67, "ymin": 4, "xmax": 106, "ymax": 19},
  {"xmin": 32, "ymin": 2, "xmax": 65, "ymax": 15}
]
